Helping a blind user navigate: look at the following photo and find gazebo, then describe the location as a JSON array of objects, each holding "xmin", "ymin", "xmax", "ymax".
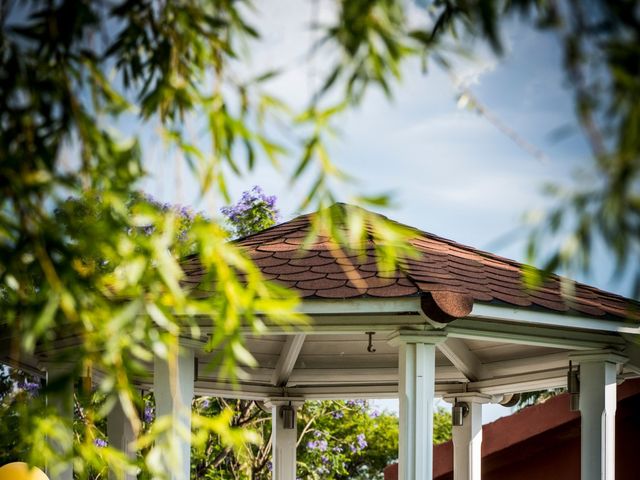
[{"xmin": 3, "ymin": 204, "xmax": 640, "ymax": 480}]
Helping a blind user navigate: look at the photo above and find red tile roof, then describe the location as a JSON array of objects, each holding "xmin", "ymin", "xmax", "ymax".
[{"xmin": 182, "ymin": 204, "xmax": 639, "ymax": 322}]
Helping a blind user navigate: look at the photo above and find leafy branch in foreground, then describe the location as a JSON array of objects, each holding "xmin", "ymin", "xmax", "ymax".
[{"xmin": 1, "ymin": 0, "xmax": 639, "ymax": 477}]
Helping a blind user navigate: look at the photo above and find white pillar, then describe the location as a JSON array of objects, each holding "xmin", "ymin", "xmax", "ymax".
[
  {"xmin": 268, "ymin": 398, "xmax": 303, "ymax": 480},
  {"xmin": 107, "ymin": 397, "xmax": 137, "ymax": 480},
  {"xmin": 389, "ymin": 331, "xmax": 446, "ymax": 480},
  {"xmin": 45, "ymin": 364, "xmax": 74, "ymax": 480},
  {"xmin": 154, "ymin": 346, "xmax": 195, "ymax": 480},
  {"xmin": 445, "ymin": 393, "xmax": 491, "ymax": 480},
  {"xmin": 570, "ymin": 350, "xmax": 627, "ymax": 480}
]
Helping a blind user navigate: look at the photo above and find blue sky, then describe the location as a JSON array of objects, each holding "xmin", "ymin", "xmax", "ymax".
[
  {"xmin": 144, "ymin": 1, "xmax": 609, "ymax": 287},
  {"xmin": 138, "ymin": 1, "xmax": 622, "ymax": 422}
]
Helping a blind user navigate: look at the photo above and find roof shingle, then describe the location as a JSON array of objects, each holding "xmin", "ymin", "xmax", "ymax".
[{"xmin": 184, "ymin": 204, "xmax": 639, "ymax": 322}]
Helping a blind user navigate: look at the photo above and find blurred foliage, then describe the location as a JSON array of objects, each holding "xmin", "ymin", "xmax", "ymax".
[
  {"xmin": 1, "ymin": 0, "xmax": 638, "ymax": 477},
  {"xmin": 432, "ymin": 407, "xmax": 453, "ymax": 445}
]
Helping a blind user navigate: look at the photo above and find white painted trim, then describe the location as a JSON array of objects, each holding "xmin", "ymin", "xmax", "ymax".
[
  {"xmin": 451, "ymin": 400, "xmax": 484, "ymax": 480},
  {"xmin": 197, "ymin": 367, "xmax": 463, "ymax": 385},
  {"xmin": 471, "ymin": 303, "xmax": 640, "ymax": 335},
  {"xmin": 287, "ymin": 366, "xmax": 466, "ymax": 384},
  {"xmin": 466, "ymin": 368, "xmax": 568, "ymax": 395},
  {"xmin": 271, "ymin": 334, "xmax": 306, "ymax": 387},
  {"xmin": 438, "ymin": 338, "xmax": 487, "ymax": 381},
  {"xmin": 190, "ymin": 372, "xmax": 571, "ymax": 399},
  {"xmin": 228, "ymin": 314, "xmax": 427, "ymax": 335},
  {"xmin": 287, "ymin": 368, "xmax": 399, "ymax": 384},
  {"xmin": 569, "ymin": 349, "xmax": 628, "ymax": 365},
  {"xmin": 579, "ymin": 359, "xmax": 618, "ymax": 480},
  {"xmin": 622, "ymin": 337, "xmax": 640, "ymax": 374},
  {"xmin": 447, "ymin": 319, "xmax": 625, "ymax": 350},
  {"xmin": 442, "ymin": 392, "xmax": 492, "ymax": 405},
  {"xmin": 264, "ymin": 397, "xmax": 305, "ymax": 408},
  {"xmin": 107, "ymin": 398, "xmax": 137, "ymax": 480},
  {"xmin": 271, "ymin": 402, "xmax": 299, "ymax": 480},
  {"xmin": 387, "ymin": 330, "xmax": 447, "ymax": 347},
  {"xmin": 154, "ymin": 349, "xmax": 195, "ymax": 480},
  {"xmin": 296, "ymin": 298, "xmax": 423, "ymax": 315},
  {"xmin": 398, "ymin": 342, "xmax": 436, "ymax": 480},
  {"xmin": 281, "ymin": 384, "xmax": 401, "ymax": 399},
  {"xmin": 193, "ymin": 384, "xmax": 278, "ymax": 401},
  {"xmin": 484, "ymin": 352, "xmax": 569, "ymax": 378}
]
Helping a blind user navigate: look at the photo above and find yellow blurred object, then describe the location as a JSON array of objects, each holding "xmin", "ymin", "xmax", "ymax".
[{"xmin": 0, "ymin": 462, "xmax": 49, "ymax": 480}]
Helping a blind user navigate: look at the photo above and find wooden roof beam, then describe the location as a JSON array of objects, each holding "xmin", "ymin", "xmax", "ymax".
[
  {"xmin": 438, "ymin": 337, "xmax": 487, "ymax": 382},
  {"xmin": 271, "ymin": 334, "xmax": 306, "ymax": 387}
]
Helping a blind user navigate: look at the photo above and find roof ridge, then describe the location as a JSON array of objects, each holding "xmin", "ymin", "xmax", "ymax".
[{"xmin": 236, "ymin": 203, "xmax": 635, "ymax": 303}]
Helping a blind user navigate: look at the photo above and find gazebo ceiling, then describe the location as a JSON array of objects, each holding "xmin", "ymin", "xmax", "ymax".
[
  {"xmin": 186, "ymin": 333, "xmax": 577, "ymax": 400},
  {"xmin": 181, "ymin": 203, "xmax": 640, "ymax": 323}
]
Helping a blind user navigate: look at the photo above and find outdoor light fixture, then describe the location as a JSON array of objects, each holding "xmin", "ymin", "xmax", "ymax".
[
  {"xmin": 281, "ymin": 403, "xmax": 295, "ymax": 430},
  {"xmin": 568, "ymin": 361, "xmax": 580, "ymax": 412},
  {"xmin": 452, "ymin": 400, "xmax": 469, "ymax": 427}
]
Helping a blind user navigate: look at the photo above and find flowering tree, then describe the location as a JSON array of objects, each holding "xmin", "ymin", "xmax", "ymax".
[
  {"xmin": 297, "ymin": 400, "xmax": 398, "ymax": 480},
  {"xmin": 221, "ymin": 186, "xmax": 279, "ymax": 239}
]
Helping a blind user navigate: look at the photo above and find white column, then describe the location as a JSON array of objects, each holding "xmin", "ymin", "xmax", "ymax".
[
  {"xmin": 154, "ymin": 346, "xmax": 195, "ymax": 480},
  {"xmin": 268, "ymin": 398, "xmax": 304, "ymax": 480},
  {"xmin": 107, "ymin": 397, "xmax": 137, "ymax": 480},
  {"xmin": 389, "ymin": 331, "xmax": 446, "ymax": 480},
  {"xmin": 445, "ymin": 393, "xmax": 491, "ymax": 480},
  {"xmin": 44, "ymin": 364, "xmax": 74, "ymax": 480},
  {"xmin": 570, "ymin": 350, "xmax": 627, "ymax": 480}
]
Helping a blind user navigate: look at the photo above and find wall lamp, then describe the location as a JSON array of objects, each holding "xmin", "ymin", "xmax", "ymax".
[
  {"xmin": 280, "ymin": 402, "xmax": 296, "ymax": 430},
  {"xmin": 568, "ymin": 360, "xmax": 580, "ymax": 411},
  {"xmin": 452, "ymin": 400, "xmax": 469, "ymax": 427}
]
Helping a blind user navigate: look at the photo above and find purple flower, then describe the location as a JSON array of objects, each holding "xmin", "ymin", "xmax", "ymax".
[
  {"xmin": 331, "ymin": 409, "xmax": 344, "ymax": 419},
  {"xmin": 356, "ymin": 433, "xmax": 367, "ymax": 450},
  {"xmin": 369, "ymin": 408, "xmax": 380, "ymax": 418},
  {"xmin": 94, "ymin": 438, "xmax": 108, "ymax": 448},
  {"xmin": 306, "ymin": 439, "xmax": 328, "ymax": 452},
  {"xmin": 321, "ymin": 455, "xmax": 329, "ymax": 464},
  {"xmin": 18, "ymin": 380, "xmax": 40, "ymax": 396},
  {"xmin": 143, "ymin": 404, "xmax": 155, "ymax": 423},
  {"xmin": 349, "ymin": 433, "xmax": 367, "ymax": 453},
  {"xmin": 316, "ymin": 465, "xmax": 329, "ymax": 475}
]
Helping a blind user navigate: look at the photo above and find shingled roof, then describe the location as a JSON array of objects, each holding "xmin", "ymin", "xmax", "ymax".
[{"xmin": 181, "ymin": 204, "xmax": 639, "ymax": 322}]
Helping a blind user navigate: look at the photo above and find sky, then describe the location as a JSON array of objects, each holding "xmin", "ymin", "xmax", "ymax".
[{"xmin": 139, "ymin": 1, "xmax": 623, "ymax": 423}]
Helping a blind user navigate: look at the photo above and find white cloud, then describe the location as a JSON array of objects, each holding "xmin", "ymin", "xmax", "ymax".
[{"xmin": 138, "ymin": 0, "xmax": 624, "ymax": 294}]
